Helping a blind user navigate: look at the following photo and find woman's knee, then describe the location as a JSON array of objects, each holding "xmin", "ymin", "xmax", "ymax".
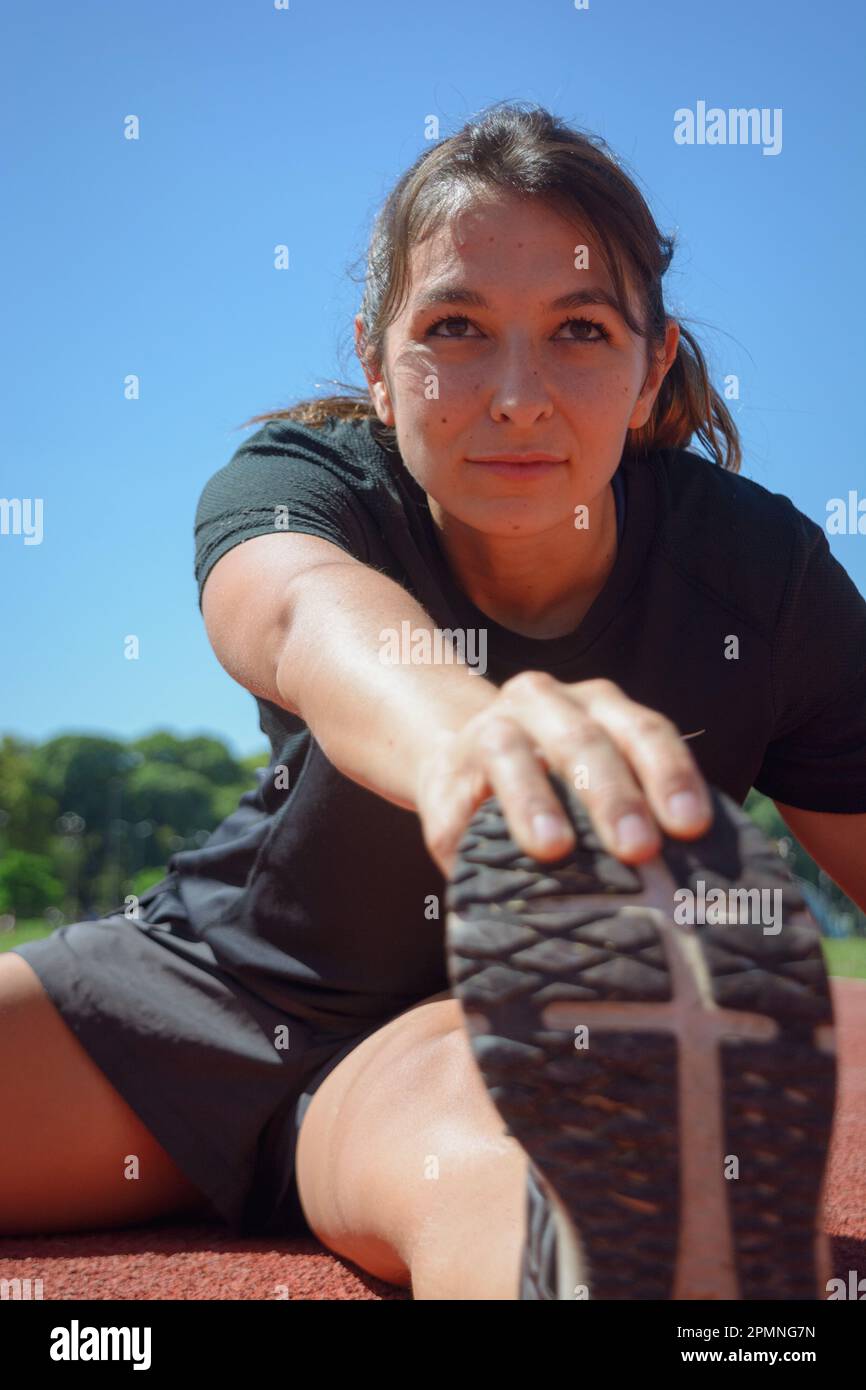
[
  {"xmin": 297, "ymin": 1001, "xmax": 477, "ymax": 1202},
  {"xmin": 295, "ymin": 1004, "xmax": 517, "ymax": 1269}
]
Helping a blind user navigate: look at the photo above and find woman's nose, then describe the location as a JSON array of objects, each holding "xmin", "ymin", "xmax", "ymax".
[{"xmin": 488, "ymin": 345, "xmax": 555, "ymax": 423}]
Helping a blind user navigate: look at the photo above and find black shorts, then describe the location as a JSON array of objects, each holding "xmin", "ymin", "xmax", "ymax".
[{"xmin": 10, "ymin": 915, "xmax": 450, "ymax": 1238}]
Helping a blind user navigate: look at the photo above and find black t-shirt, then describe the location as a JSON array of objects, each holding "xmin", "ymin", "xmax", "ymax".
[{"xmin": 134, "ymin": 414, "xmax": 866, "ymax": 1023}]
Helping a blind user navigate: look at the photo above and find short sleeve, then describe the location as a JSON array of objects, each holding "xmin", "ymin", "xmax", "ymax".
[
  {"xmin": 753, "ymin": 510, "xmax": 866, "ymax": 812},
  {"xmin": 194, "ymin": 419, "xmax": 372, "ymax": 609}
]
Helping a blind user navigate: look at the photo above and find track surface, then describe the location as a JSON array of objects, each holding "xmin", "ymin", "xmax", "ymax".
[{"xmin": 1, "ymin": 976, "xmax": 863, "ymax": 1301}]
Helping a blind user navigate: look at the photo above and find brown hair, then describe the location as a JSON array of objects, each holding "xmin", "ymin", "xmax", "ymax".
[{"xmin": 240, "ymin": 101, "xmax": 740, "ymax": 472}]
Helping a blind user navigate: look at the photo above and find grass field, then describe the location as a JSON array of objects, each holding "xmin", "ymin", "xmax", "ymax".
[
  {"xmin": 0, "ymin": 921, "xmax": 62, "ymax": 952},
  {"xmin": 821, "ymin": 936, "xmax": 866, "ymax": 980},
  {"xmin": 3, "ymin": 920, "xmax": 866, "ymax": 978}
]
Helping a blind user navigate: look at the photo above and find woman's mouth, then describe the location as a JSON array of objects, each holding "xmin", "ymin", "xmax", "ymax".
[{"xmin": 466, "ymin": 453, "xmax": 567, "ymax": 479}]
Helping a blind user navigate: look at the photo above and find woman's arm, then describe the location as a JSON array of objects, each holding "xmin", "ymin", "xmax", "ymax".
[
  {"xmin": 201, "ymin": 531, "xmax": 497, "ymax": 811},
  {"xmin": 774, "ymin": 802, "xmax": 866, "ymax": 914}
]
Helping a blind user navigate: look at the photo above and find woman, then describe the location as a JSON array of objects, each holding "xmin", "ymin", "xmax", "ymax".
[{"xmin": 4, "ymin": 103, "xmax": 865, "ymax": 1300}]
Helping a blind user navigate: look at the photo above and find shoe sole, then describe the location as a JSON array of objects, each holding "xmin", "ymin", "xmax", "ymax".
[{"xmin": 444, "ymin": 776, "xmax": 837, "ymax": 1300}]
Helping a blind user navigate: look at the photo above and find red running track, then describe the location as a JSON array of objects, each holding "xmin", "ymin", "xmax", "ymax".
[{"xmin": 1, "ymin": 976, "xmax": 864, "ymax": 1301}]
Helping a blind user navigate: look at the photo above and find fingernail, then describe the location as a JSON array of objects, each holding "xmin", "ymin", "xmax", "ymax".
[
  {"xmin": 667, "ymin": 790, "xmax": 705, "ymax": 824},
  {"xmin": 531, "ymin": 812, "xmax": 570, "ymax": 846},
  {"xmin": 615, "ymin": 813, "xmax": 655, "ymax": 853}
]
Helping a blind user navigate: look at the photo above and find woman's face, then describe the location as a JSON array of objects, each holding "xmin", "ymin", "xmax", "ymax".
[{"xmin": 358, "ymin": 192, "xmax": 679, "ymax": 539}]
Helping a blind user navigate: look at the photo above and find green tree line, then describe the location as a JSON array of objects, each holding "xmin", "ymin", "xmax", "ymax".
[{"xmin": 0, "ymin": 731, "xmax": 269, "ymax": 923}]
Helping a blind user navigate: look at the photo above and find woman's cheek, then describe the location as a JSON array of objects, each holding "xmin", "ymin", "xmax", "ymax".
[
  {"xmin": 423, "ymin": 359, "xmax": 478, "ymax": 405},
  {"xmin": 573, "ymin": 366, "xmax": 634, "ymax": 419},
  {"xmin": 391, "ymin": 344, "xmax": 443, "ymax": 399}
]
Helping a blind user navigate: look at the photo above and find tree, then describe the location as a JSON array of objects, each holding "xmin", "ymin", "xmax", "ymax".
[
  {"xmin": 132, "ymin": 732, "xmax": 246, "ymax": 785},
  {"xmin": 0, "ymin": 735, "xmax": 58, "ymax": 854},
  {"xmin": 0, "ymin": 850, "xmax": 64, "ymax": 918},
  {"xmin": 126, "ymin": 761, "xmax": 215, "ymax": 835},
  {"xmin": 30, "ymin": 736, "xmax": 133, "ymax": 839}
]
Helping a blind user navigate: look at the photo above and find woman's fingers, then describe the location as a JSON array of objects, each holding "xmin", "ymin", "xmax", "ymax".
[
  {"xmin": 488, "ymin": 673, "xmax": 713, "ymax": 861},
  {"xmin": 415, "ymin": 674, "xmax": 715, "ymax": 877},
  {"xmin": 413, "ymin": 728, "xmax": 497, "ymax": 877},
  {"xmin": 573, "ymin": 678, "xmax": 713, "ymax": 837},
  {"xmin": 494, "ymin": 673, "xmax": 660, "ymax": 860},
  {"xmin": 472, "ymin": 712, "xmax": 577, "ymax": 858}
]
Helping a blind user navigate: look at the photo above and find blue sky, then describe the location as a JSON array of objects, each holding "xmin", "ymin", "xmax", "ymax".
[{"xmin": 3, "ymin": 0, "xmax": 864, "ymax": 760}]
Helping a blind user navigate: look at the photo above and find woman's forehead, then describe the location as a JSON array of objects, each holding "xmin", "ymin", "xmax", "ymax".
[
  {"xmin": 418, "ymin": 195, "xmax": 602, "ymax": 258},
  {"xmin": 403, "ymin": 200, "xmax": 637, "ymax": 317}
]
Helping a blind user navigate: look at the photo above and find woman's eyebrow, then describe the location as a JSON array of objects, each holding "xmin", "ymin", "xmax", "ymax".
[{"xmin": 413, "ymin": 284, "xmax": 623, "ymax": 313}]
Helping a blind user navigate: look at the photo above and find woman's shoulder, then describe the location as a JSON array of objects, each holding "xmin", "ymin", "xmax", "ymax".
[
  {"xmin": 239, "ymin": 410, "xmax": 364, "ymax": 450},
  {"xmin": 650, "ymin": 444, "xmax": 822, "ymax": 550},
  {"xmin": 653, "ymin": 444, "xmax": 805, "ymax": 513},
  {"xmin": 203, "ymin": 413, "xmax": 383, "ymax": 501},
  {"xmin": 645, "ymin": 445, "xmax": 828, "ymax": 629}
]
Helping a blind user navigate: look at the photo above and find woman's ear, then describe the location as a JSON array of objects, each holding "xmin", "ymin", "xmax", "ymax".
[
  {"xmin": 628, "ymin": 319, "xmax": 680, "ymax": 430},
  {"xmin": 354, "ymin": 314, "xmax": 395, "ymax": 426}
]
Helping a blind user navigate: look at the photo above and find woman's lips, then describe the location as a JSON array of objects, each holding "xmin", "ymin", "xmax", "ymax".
[{"xmin": 466, "ymin": 455, "xmax": 566, "ymax": 479}]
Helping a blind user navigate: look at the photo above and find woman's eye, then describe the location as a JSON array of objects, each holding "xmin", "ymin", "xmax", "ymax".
[
  {"xmin": 554, "ymin": 317, "xmax": 610, "ymax": 342},
  {"xmin": 425, "ymin": 316, "xmax": 480, "ymax": 338}
]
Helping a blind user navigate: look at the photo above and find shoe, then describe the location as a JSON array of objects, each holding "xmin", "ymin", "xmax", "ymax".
[
  {"xmin": 518, "ymin": 1156, "xmax": 575, "ymax": 1299},
  {"xmin": 444, "ymin": 774, "xmax": 837, "ymax": 1300}
]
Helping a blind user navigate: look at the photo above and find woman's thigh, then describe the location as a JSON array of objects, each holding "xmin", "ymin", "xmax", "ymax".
[
  {"xmin": 294, "ymin": 990, "xmax": 524, "ymax": 1284},
  {"xmin": 0, "ymin": 951, "xmax": 212, "ymax": 1235}
]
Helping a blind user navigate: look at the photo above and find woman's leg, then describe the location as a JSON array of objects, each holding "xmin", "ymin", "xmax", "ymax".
[
  {"xmin": 294, "ymin": 992, "xmax": 559, "ymax": 1299},
  {"xmin": 0, "ymin": 952, "xmax": 213, "ymax": 1234}
]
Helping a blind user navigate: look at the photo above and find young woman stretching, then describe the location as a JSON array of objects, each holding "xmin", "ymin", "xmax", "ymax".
[{"xmin": 3, "ymin": 103, "xmax": 865, "ymax": 1300}]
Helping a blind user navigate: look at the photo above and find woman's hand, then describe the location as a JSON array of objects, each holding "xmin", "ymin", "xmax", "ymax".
[{"xmin": 415, "ymin": 673, "xmax": 714, "ymax": 879}]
